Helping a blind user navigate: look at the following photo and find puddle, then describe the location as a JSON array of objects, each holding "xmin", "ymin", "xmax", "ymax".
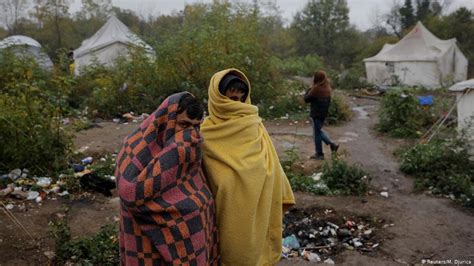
[
  {"xmin": 344, "ymin": 132, "xmax": 359, "ymax": 137},
  {"xmin": 337, "ymin": 137, "xmax": 354, "ymax": 143},
  {"xmin": 352, "ymin": 106, "xmax": 375, "ymax": 120}
]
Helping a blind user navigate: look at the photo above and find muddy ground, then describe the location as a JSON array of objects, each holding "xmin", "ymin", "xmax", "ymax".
[{"xmin": 1, "ymin": 97, "xmax": 473, "ymax": 265}]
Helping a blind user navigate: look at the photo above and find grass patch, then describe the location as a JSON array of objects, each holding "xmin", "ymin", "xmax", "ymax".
[
  {"xmin": 283, "ymin": 148, "xmax": 370, "ymax": 196},
  {"xmin": 49, "ymin": 214, "xmax": 119, "ymax": 265}
]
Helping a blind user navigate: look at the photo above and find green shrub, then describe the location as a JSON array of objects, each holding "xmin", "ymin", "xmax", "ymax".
[
  {"xmin": 154, "ymin": 2, "xmax": 284, "ymax": 106},
  {"xmin": 50, "ymin": 218, "xmax": 119, "ymax": 265},
  {"xmin": 377, "ymin": 89, "xmax": 424, "ymax": 138},
  {"xmin": 272, "ymin": 55, "xmax": 325, "ymax": 77},
  {"xmin": 282, "ymin": 147, "xmax": 370, "ymax": 196},
  {"xmin": 400, "ymin": 139, "xmax": 474, "ymax": 207},
  {"xmin": 77, "ymin": 49, "xmax": 163, "ymax": 118},
  {"xmin": 333, "ymin": 65, "xmax": 369, "ymax": 90},
  {"xmin": 287, "ymin": 171, "xmax": 331, "ymax": 195},
  {"xmin": 322, "ymin": 158, "xmax": 370, "ymax": 196},
  {"xmin": 327, "ymin": 91, "xmax": 351, "ymax": 125},
  {"xmin": 259, "ymin": 79, "xmax": 307, "ymax": 118},
  {"xmin": 0, "ymin": 51, "xmax": 72, "ymax": 174}
]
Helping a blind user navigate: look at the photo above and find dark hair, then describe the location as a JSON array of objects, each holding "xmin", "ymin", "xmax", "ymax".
[
  {"xmin": 313, "ymin": 70, "xmax": 328, "ymax": 85},
  {"xmin": 219, "ymin": 74, "xmax": 249, "ymax": 101},
  {"xmin": 177, "ymin": 93, "xmax": 204, "ymax": 120}
]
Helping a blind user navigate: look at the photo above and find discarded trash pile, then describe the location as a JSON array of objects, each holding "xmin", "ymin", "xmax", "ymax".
[
  {"xmin": 0, "ymin": 154, "xmax": 117, "ymax": 208},
  {"xmin": 282, "ymin": 207, "xmax": 385, "ymax": 263},
  {"xmin": 112, "ymin": 112, "xmax": 150, "ymax": 124}
]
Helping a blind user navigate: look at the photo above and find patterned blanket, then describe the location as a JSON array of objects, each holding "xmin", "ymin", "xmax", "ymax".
[{"xmin": 115, "ymin": 92, "xmax": 220, "ymax": 265}]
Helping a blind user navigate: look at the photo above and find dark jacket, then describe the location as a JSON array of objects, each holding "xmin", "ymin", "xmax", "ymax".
[{"xmin": 304, "ymin": 89, "xmax": 331, "ymax": 119}]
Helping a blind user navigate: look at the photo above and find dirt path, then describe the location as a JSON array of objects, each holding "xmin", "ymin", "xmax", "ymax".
[
  {"xmin": 332, "ymin": 98, "xmax": 473, "ymax": 264},
  {"xmin": 277, "ymin": 97, "xmax": 474, "ymax": 265}
]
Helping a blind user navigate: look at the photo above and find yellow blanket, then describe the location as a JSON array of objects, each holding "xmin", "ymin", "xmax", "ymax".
[{"xmin": 201, "ymin": 68, "xmax": 295, "ymax": 265}]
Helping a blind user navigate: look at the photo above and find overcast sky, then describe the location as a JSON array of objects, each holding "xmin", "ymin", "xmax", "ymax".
[{"xmin": 70, "ymin": 0, "xmax": 474, "ymax": 31}]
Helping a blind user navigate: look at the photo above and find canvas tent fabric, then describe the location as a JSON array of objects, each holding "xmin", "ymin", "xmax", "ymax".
[
  {"xmin": 449, "ymin": 80, "xmax": 474, "ymax": 141},
  {"xmin": 364, "ymin": 22, "xmax": 468, "ymax": 88},
  {"xmin": 0, "ymin": 35, "xmax": 54, "ymax": 70},
  {"xmin": 74, "ymin": 16, "xmax": 154, "ymax": 75}
]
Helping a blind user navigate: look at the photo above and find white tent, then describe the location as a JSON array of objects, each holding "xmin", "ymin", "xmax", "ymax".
[
  {"xmin": 449, "ymin": 80, "xmax": 474, "ymax": 155},
  {"xmin": 0, "ymin": 35, "xmax": 54, "ymax": 70},
  {"xmin": 74, "ymin": 16, "xmax": 154, "ymax": 75},
  {"xmin": 364, "ymin": 22, "xmax": 468, "ymax": 88}
]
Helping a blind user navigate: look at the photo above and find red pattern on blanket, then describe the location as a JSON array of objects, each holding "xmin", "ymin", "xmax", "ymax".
[{"xmin": 115, "ymin": 92, "xmax": 220, "ymax": 265}]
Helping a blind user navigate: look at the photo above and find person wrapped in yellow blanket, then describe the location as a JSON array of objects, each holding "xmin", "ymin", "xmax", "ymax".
[{"xmin": 201, "ymin": 68, "xmax": 296, "ymax": 265}]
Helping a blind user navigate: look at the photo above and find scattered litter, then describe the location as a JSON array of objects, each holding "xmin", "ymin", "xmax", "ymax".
[
  {"xmin": 0, "ymin": 185, "xmax": 14, "ymax": 197},
  {"xmin": 283, "ymin": 234, "xmax": 300, "ymax": 249},
  {"xmin": 345, "ymin": 220, "xmax": 356, "ymax": 228},
  {"xmin": 417, "ymin": 95, "xmax": 433, "ymax": 106},
  {"xmin": 0, "ymin": 152, "xmax": 117, "ymax": 204},
  {"xmin": 311, "ymin": 172, "xmax": 322, "ymax": 182},
  {"xmin": 8, "ymin": 169, "xmax": 22, "ymax": 180},
  {"xmin": 36, "ymin": 177, "xmax": 52, "ymax": 188},
  {"xmin": 380, "ymin": 192, "xmax": 389, "ymax": 198},
  {"xmin": 72, "ymin": 164, "xmax": 85, "ymax": 173},
  {"xmin": 5, "ymin": 204, "xmax": 14, "ymax": 210},
  {"xmin": 58, "ymin": 191, "xmax": 69, "ymax": 197},
  {"xmin": 302, "ymin": 250, "xmax": 321, "ymax": 262},
  {"xmin": 122, "ymin": 112, "xmax": 149, "ymax": 122},
  {"xmin": 27, "ymin": 191, "xmax": 40, "ymax": 200},
  {"xmin": 44, "ymin": 251, "xmax": 56, "ymax": 260},
  {"xmin": 81, "ymin": 156, "xmax": 93, "ymax": 165},
  {"xmin": 324, "ymin": 258, "xmax": 335, "ymax": 264},
  {"xmin": 282, "ymin": 207, "xmax": 383, "ymax": 262},
  {"xmin": 77, "ymin": 146, "xmax": 89, "ymax": 153},
  {"xmin": 62, "ymin": 118, "xmax": 71, "ymax": 125},
  {"xmin": 18, "ymin": 203, "xmax": 26, "ymax": 212}
]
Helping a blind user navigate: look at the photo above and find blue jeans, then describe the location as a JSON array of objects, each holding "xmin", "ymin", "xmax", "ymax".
[{"xmin": 312, "ymin": 117, "xmax": 333, "ymax": 156}]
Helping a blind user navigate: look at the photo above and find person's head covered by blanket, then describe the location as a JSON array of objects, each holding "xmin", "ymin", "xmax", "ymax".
[
  {"xmin": 200, "ymin": 68, "xmax": 296, "ymax": 265},
  {"xmin": 115, "ymin": 92, "xmax": 220, "ymax": 265}
]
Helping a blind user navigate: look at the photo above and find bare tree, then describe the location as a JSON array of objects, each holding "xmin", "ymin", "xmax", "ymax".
[
  {"xmin": 431, "ymin": 0, "xmax": 453, "ymax": 16},
  {"xmin": 32, "ymin": 0, "xmax": 70, "ymax": 50},
  {"xmin": 0, "ymin": 0, "xmax": 29, "ymax": 34},
  {"xmin": 365, "ymin": 7, "xmax": 389, "ymax": 38},
  {"xmin": 384, "ymin": 0, "xmax": 403, "ymax": 39}
]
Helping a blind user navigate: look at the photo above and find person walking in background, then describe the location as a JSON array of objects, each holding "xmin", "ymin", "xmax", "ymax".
[
  {"xmin": 200, "ymin": 68, "xmax": 295, "ymax": 265},
  {"xmin": 115, "ymin": 92, "xmax": 220, "ymax": 265},
  {"xmin": 304, "ymin": 70, "xmax": 339, "ymax": 160},
  {"xmin": 67, "ymin": 48, "xmax": 75, "ymax": 75}
]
